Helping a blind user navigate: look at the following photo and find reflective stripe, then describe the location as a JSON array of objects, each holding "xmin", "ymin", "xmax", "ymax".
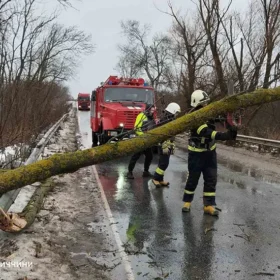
[
  {"xmin": 188, "ymin": 144, "xmax": 216, "ymax": 152},
  {"xmin": 197, "ymin": 124, "xmax": 208, "ymax": 135},
  {"xmin": 211, "ymin": 131, "xmax": 217, "ymax": 140},
  {"xmin": 210, "ymin": 144, "xmax": 216, "ymax": 151},
  {"xmin": 184, "ymin": 190, "xmax": 195, "ymax": 194},
  {"xmin": 155, "ymin": 167, "xmax": 164, "ymax": 175},
  {"xmin": 201, "ymin": 137, "xmax": 205, "ymax": 144},
  {"xmin": 203, "ymin": 192, "xmax": 216, "ymax": 197}
]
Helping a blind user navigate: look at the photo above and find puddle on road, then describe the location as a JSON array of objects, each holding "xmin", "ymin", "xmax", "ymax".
[{"xmin": 218, "ymin": 158, "xmax": 280, "ymax": 185}]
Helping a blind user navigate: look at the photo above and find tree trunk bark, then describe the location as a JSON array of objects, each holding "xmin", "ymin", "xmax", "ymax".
[
  {"xmin": 0, "ymin": 87, "xmax": 280, "ymax": 195},
  {"xmin": 0, "ymin": 180, "xmax": 54, "ymax": 232},
  {"xmin": 20, "ymin": 179, "xmax": 54, "ymax": 228}
]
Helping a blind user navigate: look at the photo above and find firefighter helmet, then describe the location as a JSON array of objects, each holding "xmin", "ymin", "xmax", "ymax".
[
  {"xmin": 190, "ymin": 90, "xmax": 210, "ymax": 108},
  {"xmin": 165, "ymin": 102, "xmax": 181, "ymax": 115}
]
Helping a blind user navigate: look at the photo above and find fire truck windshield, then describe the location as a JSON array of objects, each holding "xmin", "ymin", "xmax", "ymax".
[
  {"xmin": 78, "ymin": 96, "xmax": 90, "ymax": 101},
  {"xmin": 104, "ymin": 88, "xmax": 154, "ymax": 104}
]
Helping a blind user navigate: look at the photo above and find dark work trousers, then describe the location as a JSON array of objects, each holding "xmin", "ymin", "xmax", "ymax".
[
  {"xmin": 183, "ymin": 150, "xmax": 217, "ymax": 206},
  {"xmin": 153, "ymin": 148, "xmax": 170, "ymax": 181},
  {"xmin": 128, "ymin": 148, "xmax": 153, "ymax": 172}
]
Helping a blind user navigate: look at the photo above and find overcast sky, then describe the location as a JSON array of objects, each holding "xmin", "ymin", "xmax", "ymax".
[{"xmin": 46, "ymin": 0, "xmax": 244, "ymax": 97}]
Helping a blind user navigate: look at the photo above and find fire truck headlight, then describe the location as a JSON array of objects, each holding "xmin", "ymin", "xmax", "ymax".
[{"xmin": 119, "ymin": 123, "xmax": 124, "ymax": 127}]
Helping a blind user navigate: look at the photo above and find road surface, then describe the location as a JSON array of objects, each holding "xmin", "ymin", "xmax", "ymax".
[{"xmin": 78, "ymin": 110, "xmax": 280, "ymax": 280}]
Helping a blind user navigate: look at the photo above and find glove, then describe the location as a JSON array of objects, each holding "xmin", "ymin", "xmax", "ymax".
[
  {"xmin": 169, "ymin": 142, "xmax": 175, "ymax": 155},
  {"xmin": 162, "ymin": 146, "xmax": 169, "ymax": 154},
  {"xmin": 162, "ymin": 141, "xmax": 171, "ymax": 154},
  {"xmin": 228, "ymin": 126, "xmax": 237, "ymax": 140}
]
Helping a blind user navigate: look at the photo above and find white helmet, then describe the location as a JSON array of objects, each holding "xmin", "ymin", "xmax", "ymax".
[
  {"xmin": 191, "ymin": 90, "xmax": 210, "ymax": 108},
  {"xmin": 165, "ymin": 102, "xmax": 181, "ymax": 115}
]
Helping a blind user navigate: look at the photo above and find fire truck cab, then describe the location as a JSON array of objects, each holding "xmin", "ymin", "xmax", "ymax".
[
  {"xmin": 77, "ymin": 93, "xmax": 90, "ymax": 110},
  {"xmin": 90, "ymin": 76, "xmax": 156, "ymax": 146}
]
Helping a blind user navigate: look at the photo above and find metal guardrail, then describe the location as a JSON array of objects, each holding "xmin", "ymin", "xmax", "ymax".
[
  {"xmin": 25, "ymin": 113, "xmax": 69, "ymax": 165},
  {"xmin": 176, "ymin": 133, "xmax": 280, "ymax": 150},
  {"xmin": 236, "ymin": 135, "xmax": 280, "ymax": 149},
  {"xmin": 0, "ymin": 112, "xmax": 70, "ymax": 211}
]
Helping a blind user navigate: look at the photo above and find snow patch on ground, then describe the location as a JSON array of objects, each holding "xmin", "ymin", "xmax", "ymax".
[
  {"xmin": 0, "ymin": 108, "xmax": 123, "ymax": 280},
  {"xmin": 8, "ymin": 185, "xmax": 37, "ymax": 213},
  {"xmin": 0, "ymin": 144, "xmax": 30, "ymax": 168}
]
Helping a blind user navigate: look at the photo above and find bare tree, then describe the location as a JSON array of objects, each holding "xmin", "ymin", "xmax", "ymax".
[
  {"xmin": 165, "ymin": 2, "xmax": 209, "ymax": 102},
  {"xmin": 117, "ymin": 20, "xmax": 172, "ymax": 90},
  {"xmin": 236, "ymin": 2, "xmax": 267, "ymax": 90},
  {"xmin": 194, "ymin": 0, "xmax": 232, "ymax": 96},
  {"xmin": 56, "ymin": 0, "xmax": 77, "ymax": 7},
  {"xmin": 260, "ymin": 0, "xmax": 280, "ymax": 88},
  {"xmin": 232, "ymin": 0, "xmax": 280, "ymax": 132},
  {"xmin": 31, "ymin": 23, "xmax": 93, "ymax": 82},
  {"xmin": 218, "ymin": 12, "xmax": 246, "ymax": 91},
  {"xmin": 115, "ymin": 53, "xmax": 143, "ymax": 78},
  {"xmin": 218, "ymin": 0, "xmax": 280, "ymax": 92},
  {"xmin": 0, "ymin": 0, "xmax": 94, "ymax": 150}
]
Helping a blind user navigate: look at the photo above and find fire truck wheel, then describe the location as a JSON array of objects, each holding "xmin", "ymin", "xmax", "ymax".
[{"xmin": 92, "ymin": 132, "xmax": 98, "ymax": 147}]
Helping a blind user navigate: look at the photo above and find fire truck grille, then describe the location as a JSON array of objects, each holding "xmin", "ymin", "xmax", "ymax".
[{"xmin": 118, "ymin": 111, "xmax": 139, "ymax": 128}]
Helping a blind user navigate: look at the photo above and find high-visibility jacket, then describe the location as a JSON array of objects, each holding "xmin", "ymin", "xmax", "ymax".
[
  {"xmin": 188, "ymin": 120, "xmax": 236, "ymax": 152},
  {"xmin": 134, "ymin": 112, "xmax": 155, "ymax": 136}
]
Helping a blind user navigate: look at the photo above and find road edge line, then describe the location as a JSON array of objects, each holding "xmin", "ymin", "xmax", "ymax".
[{"xmin": 91, "ymin": 165, "xmax": 135, "ymax": 280}]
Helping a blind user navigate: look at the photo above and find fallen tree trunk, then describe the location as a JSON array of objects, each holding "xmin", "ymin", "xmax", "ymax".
[
  {"xmin": 20, "ymin": 179, "xmax": 54, "ymax": 229},
  {"xmin": 0, "ymin": 87, "xmax": 280, "ymax": 195},
  {"xmin": 0, "ymin": 180, "xmax": 54, "ymax": 232},
  {"xmin": 0, "ymin": 208, "xmax": 26, "ymax": 232}
]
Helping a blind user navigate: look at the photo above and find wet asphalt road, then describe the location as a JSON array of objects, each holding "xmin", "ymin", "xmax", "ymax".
[{"xmin": 78, "ymin": 110, "xmax": 280, "ymax": 280}]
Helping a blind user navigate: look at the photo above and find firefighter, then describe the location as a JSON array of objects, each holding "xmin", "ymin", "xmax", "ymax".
[
  {"xmin": 152, "ymin": 102, "xmax": 181, "ymax": 187},
  {"xmin": 182, "ymin": 90, "xmax": 237, "ymax": 216},
  {"xmin": 126, "ymin": 104, "xmax": 156, "ymax": 179}
]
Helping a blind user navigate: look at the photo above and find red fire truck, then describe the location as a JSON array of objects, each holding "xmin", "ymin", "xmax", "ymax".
[
  {"xmin": 77, "ymin": 93, "xmax": 90, "ymax": 110},
  {"xmin": 90, "ymin": 76, "xmax": 156, "ymax": 146}
]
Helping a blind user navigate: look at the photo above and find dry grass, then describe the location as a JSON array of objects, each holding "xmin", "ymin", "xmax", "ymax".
[{"xmin": 0, "ymin": 81, "xmax": 71, "ymax": 149}]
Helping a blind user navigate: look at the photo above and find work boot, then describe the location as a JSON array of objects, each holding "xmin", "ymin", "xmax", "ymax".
[
  {"xmin": 126, "ymin": 172, "xmax": 134, "ymax": 179},
  {"xmin": 204, "ymin": 205, "xmax": 219, "ymax": 216},
  {"xmin": 182, "ymin": 202, "xmax": 191, "ymax": 212},
  {"xmin": 142, "ymin": 171, "xmax": 153, "ymax": 177},
  {"xmin": 152, "ymin": 179, "xmax": 161, "ymax": 188},
  {"xmin": 159, "ymin": 181, "xmax": 170, "ymax": 187}
]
